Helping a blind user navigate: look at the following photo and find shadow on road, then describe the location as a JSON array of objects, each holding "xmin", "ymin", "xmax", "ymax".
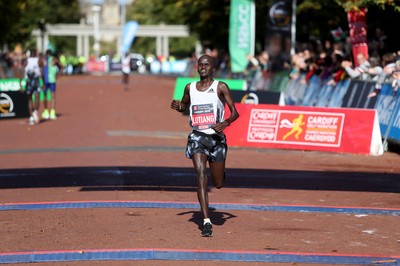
[
  {"xmin": 177, "ymin": 208, "xmax": 237, "ymax": 230},
  {"xmin": 0, "ymin": 166, "xmax": 399, "ymax": 193}
]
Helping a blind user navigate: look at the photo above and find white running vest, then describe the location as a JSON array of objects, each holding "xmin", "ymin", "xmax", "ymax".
[{"xmin": 189, "ymin": 80, "xmax": 225, "ymax": 135}]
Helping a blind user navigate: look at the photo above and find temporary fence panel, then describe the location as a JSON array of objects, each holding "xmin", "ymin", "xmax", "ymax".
[
  {"xmin": 341, "ymin": 80, "xmax": 376, "ymax": 109},
  {"xmin": 374, "ymin": 83, "xmax": 400, "ymax": 145},
  {"xmin": 327, "ymin": 79, "xmax": 351, "ymax": 108},
  {"xmin": 268, "ymin": 71, "xmax": 290, "ymax": 92},
  {"xmin": 314, "ymin": 84, "xmax": 335, "ymax": 107},
  {"xmin": 299, "ymin": 76, "xmax": 321, "ymax": 106},
  {"xmin": 284, "ymin": 74, "xmax": 308, "ymax": 106}
]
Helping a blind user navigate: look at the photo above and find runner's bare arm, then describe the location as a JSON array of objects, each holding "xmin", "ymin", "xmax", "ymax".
[
  {"xmin": 212, "ymin": 82, "xmax": 239, "ymax": 132},
  {"xmin": 171, "ymin": 83, "xmax": 190, "ymax": 112}
]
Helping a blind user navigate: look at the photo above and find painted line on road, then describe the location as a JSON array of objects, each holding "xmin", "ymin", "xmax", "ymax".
[
  {"xmin": 0, "ymin": 248, "xmax": 398, "ymax": 264},
  {"xmin": 0, "ymin": 144, "xmax": 305, "ymax": 155},
  {"xmin": 1, "ymin": 200, "xmax": 399, "ymax": 216},
  {"xmin": 107, "ymin": 130, "xmax": 188, "ymax": 139},
  {"xmin": 0, "ymin": 145, "xmax": 183, "ymax": 154}
]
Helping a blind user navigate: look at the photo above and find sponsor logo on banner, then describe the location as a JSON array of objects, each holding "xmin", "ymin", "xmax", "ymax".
[
  {"xmin": 247, "ymin": 109, "xmax": 344, "ymax": 147},
  {"xmin": 240, "ymin": 92, "xmax": 259, "ymax": 104},
  {"xmin": 0, "ymin": 93, "xmax": 16, "ymax": 118},
  {"xmin": 85, "ymin": 60, "xmax": 107, "ymax": 72},
  {"xmin": 229, "ymin": 0, "xmax": 255, "ymax": 73},
  {"xmin": 269, "ymin": 0, "xmax": 291, "ymax": 31}
]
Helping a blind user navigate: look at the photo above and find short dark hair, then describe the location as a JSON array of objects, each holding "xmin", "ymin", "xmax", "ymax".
[{"xmin": 198, "ymin": 54, "xmax": 216, "ymax": 68}]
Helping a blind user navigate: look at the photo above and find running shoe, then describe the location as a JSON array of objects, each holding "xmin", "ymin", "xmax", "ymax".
[
  {"xmin": 50, "ymin": 109, "xmax": 57, "ymax": 120},
  {"xmin": 32, "ymin": 110, "xmax": 39, "ymax": 124},
  {"xmin": 42, "ymin": 109, "xmax": 49, "ymax": 119},
  {"xmin": 201, "ymin": 222, "xmax": 213, "ymax": 237},
  {"xmin": 28, "ymin": 116, "xmax": 35, "ymax": 125}
]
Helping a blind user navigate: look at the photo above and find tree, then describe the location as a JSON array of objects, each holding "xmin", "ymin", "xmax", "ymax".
[
  {"xmin": 126, "ymin": 0, "xmax": 399, "ymax": 60},
  {"xmin": 126, "ymin": 0, "xmax": 271, "ymax": 55},
  {"xmin": 335, "ymin": 0, "xmax": 400, "ymax": 12},
  {"xmin": 0, "ymin": 0, "xmax": 81, "ymax": 51},
  {"xmin": 0, "ymin": 0, "xmax": 25, "ymax": 48}
]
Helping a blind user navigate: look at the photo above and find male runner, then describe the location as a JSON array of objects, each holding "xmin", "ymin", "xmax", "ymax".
[
  {"xmin": 42, "ymin": 49, "xmax": 63, "ymax": 120},
  {"xmin": 24, "ymin": 49, "xmax": 42, "ymax": 125},
  {"xmin": 170, "ymin": 54, "xmax": 239, "ymax": 237}
]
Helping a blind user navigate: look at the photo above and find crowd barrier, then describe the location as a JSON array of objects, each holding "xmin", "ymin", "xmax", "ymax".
[
  {"xmin": 277, "ymin": 74, "xmax": 400, "ymax": 147},
  {"xmin": 225, "ymin": 103, "xmax": 383, "ymax": 155},
  {"xmin": 374, "ymin": 83, "xmax": 400, "ymax": 149}
]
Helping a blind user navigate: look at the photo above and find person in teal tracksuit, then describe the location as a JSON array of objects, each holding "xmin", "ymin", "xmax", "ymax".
[{"xmin": 42, "ymin": 49, "xmax": 63, "ymax": 120}]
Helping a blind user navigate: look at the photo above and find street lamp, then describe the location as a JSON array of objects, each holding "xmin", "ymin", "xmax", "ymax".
[
  {"xmin": 38, "ymin": 18, "xmax": 46, "ymax": 53},
  {"xmin": 92, "ymin": 5, "xmax": 101, "ymax": 59},
  {"xmin": 119, "ymin": 0, "xmax": 134, "ymax": 56}
]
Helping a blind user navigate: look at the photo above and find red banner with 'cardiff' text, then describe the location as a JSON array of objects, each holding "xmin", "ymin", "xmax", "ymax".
[{"xmin": 225, "ymin": 104, "xmax": 383, "ymax": 155}]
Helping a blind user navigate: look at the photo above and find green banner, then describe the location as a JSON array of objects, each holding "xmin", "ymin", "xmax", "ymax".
[
  {"xmin": 229, "ymin": 0, "xmax": 255, "ymax": 73},
  {"xmin": 0, "ymin": 78, "xmax": 21, "ymax": 92},
  {"xmin": 173, "ymin": 77, "xmax": 247, "ymax": 100}
]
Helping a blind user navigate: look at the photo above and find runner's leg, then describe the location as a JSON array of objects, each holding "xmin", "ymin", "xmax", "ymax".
[
  {"xmin": 192, "ymin": 153, "xmax": 209, "ymax": 219},
  {"xmin": 209, "ymin": 161, "xmax": 225, "ymax": 189}
]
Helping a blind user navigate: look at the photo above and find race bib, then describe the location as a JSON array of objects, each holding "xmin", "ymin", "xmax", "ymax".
[{"xmin": 191, "ymin": 103, "xmax": 216, "ymax": 130}]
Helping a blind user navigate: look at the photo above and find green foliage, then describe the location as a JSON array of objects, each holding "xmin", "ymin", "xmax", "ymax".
[
  {"xmin": 126, "ymin": 0, "xmax": 200, "ymax": 57},
  {"xmin": 2, "ymin": 0, "xmax": 399, "ymax": 56},
  {"xmin": 0, "ymin": 0, "xmax": 24, "ymax": 47},
  {"xmin": 296, "ymin": 0, "xmax": 348, "ymax": 42},
  {"xmin": 0, "ymin": 0, "xmax": 80, "ymax": 51},
  {"xmin": 334, "ymin": 0, "xmax": 400, "ymax": 12},
  {"xmin": 126, "ymin": 0, "xmax": 271, "ymax": 55}
]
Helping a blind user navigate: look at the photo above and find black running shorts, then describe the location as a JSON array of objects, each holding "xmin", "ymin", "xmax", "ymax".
[{"xmin": 185, "ymin": 130, "xmax": 227, "ymax": 162}]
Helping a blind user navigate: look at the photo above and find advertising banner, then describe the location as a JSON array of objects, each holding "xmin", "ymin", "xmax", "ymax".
[
  {"xmin": 0, "ymin": 92, "xmax": 29, "ymax": 119},
  {"xmin": 0, "ymin": 79, "xmax": 29, "ymax": 119},
  {"xmin": 85, "ymin": 60, "xmax": 108, "ymax": 73},
  {"xmin": 0, "ymin": 78, "xmax": 21, "ymax": 92},
  {"xmin": 225, "ymin": 104, "xmax": 383, "ymax": 155},
  {"xmin": 122, "ymin": 21, "xmax": 139, "ymax": 55},
  {"xmin": 231, "ymin": 90, "xmax": 284, "ymax": 105},
  {"xmin": 229, "ymin": 0, "xmax": 255, "ymax": 73},
  {"xmin": 172, "ymin": 77, "xmax": 246, "ymax": 100},
  {"xmin": 265, "ymin": 0, "xmax": 292, "ymax": 71},
  {"xmin": 341, "ymin": 80, "xmax": 376, "ymax": 109},
  {"xmin": 347, "ymin": 8, "xmax": 369, "ymax": 63}
]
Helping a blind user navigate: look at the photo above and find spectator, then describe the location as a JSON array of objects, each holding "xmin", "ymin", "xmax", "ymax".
[
  {"xmin": 121, "ymin": 52, "xmax": 131, "ymax": 91},
  {"xmin": 341, "ymin": 52, "xmax": 370, "ymax": 80},
  {"xmin": 365, "ymin": 56, "xmax": 383, "ymax": 81},
  {"xmin": 369, "ymin": 28, "xmax": 388, "ymax": 57},
  {"xmin": 248, "ymin": 51, "xmax": 271, "ymax": 90},
  {"xmin": 391, "ymin": 67, "xmax": 400, "ymax": 96},
  {"xmin": 5, "ymin": 52, "xmax": 14, "ymax": 78},
  {"xmin": 288, "ymin": 51, "xmax": 308, "ymax": 80},
  {"xmin": 23, "ymin": 49, "xmax": 42, "ymax": 125},
  {"xmin": 368, "ymin": 53, "xmax": 396, "ymax": 98},
  {"xmin": 41, "ymin": 49, "xmax": 64, "ymax": 120},
  {"xmin": 244, "ymin": 54, "xmax": 259, "ymax": 90}
]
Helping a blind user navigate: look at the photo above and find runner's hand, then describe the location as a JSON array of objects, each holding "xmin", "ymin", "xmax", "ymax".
[
  {"xmin": 211, "ymin": 121, "xmax": 229, "ymax": 133},
  {"xmin": 170, "ymin": 100, "xmax": 181, "ymax": 111}
]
